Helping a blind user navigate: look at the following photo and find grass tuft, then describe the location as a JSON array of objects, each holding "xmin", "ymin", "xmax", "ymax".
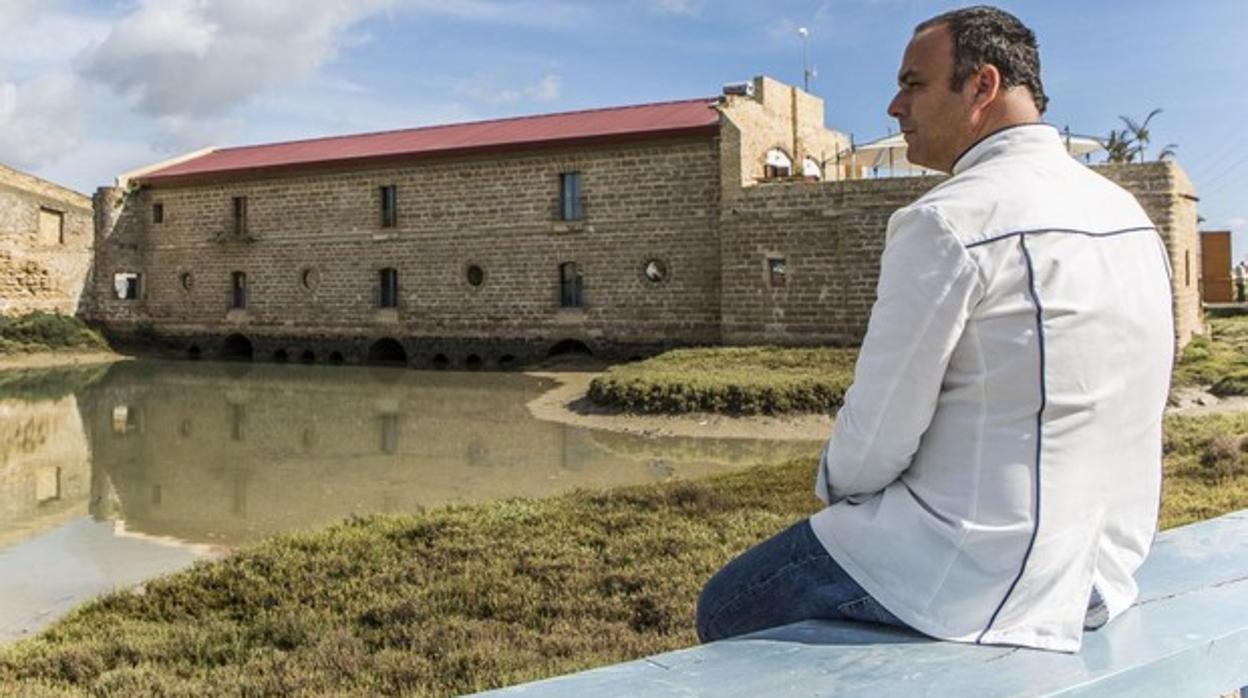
[{"xmin": 588, "ymin": 346, "xmax": 858, "ymax": 414}]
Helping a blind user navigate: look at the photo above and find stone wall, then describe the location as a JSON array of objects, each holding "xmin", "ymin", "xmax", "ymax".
[
  {"xmin": 720, "ymin": 161, "xmax": 1203, "ymax": 347},
  {"xmin": 0, "ymin": 164, "xmax": 93, "ymax": 316},
  {"xmin": 90, "ymin": 136, "xmax": 725, "ymax": 364},
  {"xmin": 1097, "ymin": 161, "xmax": 1204, "ymax": 345},
  {"xmin": 720, "ymin": 176, "xmax": 932, "ymax": 344}
]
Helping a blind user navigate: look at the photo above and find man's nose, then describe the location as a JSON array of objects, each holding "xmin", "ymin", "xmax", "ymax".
[{"xmin": 887, "ymin": 92, "xmax": 905, "ymax": 119}]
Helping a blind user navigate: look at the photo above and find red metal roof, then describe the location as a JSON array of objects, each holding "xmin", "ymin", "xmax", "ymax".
[{"xmin": 138, "ymin": 97, "xmax": 721, "ymax": 185}]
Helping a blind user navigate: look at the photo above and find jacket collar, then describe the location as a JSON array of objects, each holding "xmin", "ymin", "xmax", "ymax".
[{"xmin": 950, "ymin": 123, "xmax": 1062, "ymax": 176}]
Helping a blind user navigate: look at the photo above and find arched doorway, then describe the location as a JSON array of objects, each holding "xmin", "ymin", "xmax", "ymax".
[
  {"xmin": 546, "ymin": 339, "xmax": 593, "ymax": 359},
  {"xmin": 366, "ymin": 338, "xmax": 407, "ymax": 366}
]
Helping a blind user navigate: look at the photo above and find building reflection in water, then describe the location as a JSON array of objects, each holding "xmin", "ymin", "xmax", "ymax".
[
  {"xmin": 2, "ymin": 360, "xmax": 818, "ymax": 550},
  {"xmin": 0, "ymin": 390, "xmax": 94, "ymax": 551}
]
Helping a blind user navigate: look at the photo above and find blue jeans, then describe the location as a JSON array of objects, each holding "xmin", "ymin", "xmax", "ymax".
[{"xmin": 696, "ymin": 519, "xmax": 908, "ymax": 643}]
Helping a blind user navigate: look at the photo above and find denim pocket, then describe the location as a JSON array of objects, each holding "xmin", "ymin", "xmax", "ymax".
[{"xmin": 836, "ymin": 595, "xmax": 903, "ymax": 627}]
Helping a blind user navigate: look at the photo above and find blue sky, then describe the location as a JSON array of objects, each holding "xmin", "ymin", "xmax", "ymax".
[{"xmin": 2, "ymin": 0, "xmax": 1245, "ymax": 256}]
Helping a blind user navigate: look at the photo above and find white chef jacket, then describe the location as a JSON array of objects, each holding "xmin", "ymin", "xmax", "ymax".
[{"xmin": 811, "ymin": 124, "xmax": 1174, "ymax": 652}]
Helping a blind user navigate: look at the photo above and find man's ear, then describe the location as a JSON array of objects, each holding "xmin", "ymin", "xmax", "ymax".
[{"xmin": 969, "ymin": 64, "xmax": 1001, "ymax": 112}]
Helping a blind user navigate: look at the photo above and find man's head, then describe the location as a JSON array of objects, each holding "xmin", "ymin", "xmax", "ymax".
[{"xmin": 887, "ymin": 6, "xmax": 1046, "ymax": 173}]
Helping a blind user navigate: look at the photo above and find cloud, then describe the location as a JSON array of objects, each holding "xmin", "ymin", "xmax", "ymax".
[
  {"xmin": 648, "ymin": 0, "xmax": 702, "ymax": 17},
  {"xmin": 402, "ymin": 0, "xmax": 590, "ymax": 28},
  {"xmin": 0, "ymin": 71, "xmax": 86, "ymax": 170},
  {"xmin": 454, "ymin": 73, "xmax": 563, "ymax": 105},
  {"xmin": 77, "ymin": 0, "xmax": 398, "ymax": 119},
  {"xmin": 0, "ymin": 6, "xmax": 109, "ymax": 76}
]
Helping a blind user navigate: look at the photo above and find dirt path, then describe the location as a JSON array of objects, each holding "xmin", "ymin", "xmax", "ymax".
[
  {"xmin": 525, "ymin": 371, "xmax": 832, "ymax": 441},
  {"xmin": 0, "ymin": 350, "xmax": 129, "ymax": 373},
  {"xmin": 1167, "ymin": 385, "xmax": 1248, "ymax": 416}
]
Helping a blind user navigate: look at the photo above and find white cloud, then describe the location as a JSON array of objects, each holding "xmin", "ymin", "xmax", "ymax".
[
  {"xmin": 648, "ymin": 0, "xmax": 702, "ymax": 17},
  {"xmin": 454, "ymin": 73, "xmax": 563, "ymax": 105},
  {"xmin": 401, "ymin": 0, "xmax": 589, "ymax": 28},
  {"xmin": 77, "ymin": 0, "xmax": 398, "ymax": 118},
  {"xmin": 0, "ymin": 6, "xmax": 109, "ymax": 76},
  {"xmin": 0, "ymin": 71, "xmax": 86, "ymax": 171}
]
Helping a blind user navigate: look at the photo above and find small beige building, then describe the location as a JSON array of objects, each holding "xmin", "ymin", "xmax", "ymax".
[{"xmin": 0, "ymin": 164, "xmax": 94, "ymax": 317}]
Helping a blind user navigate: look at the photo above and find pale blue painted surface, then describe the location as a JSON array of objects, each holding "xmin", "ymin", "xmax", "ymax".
[{"xmin": 477, "ymin": 510, "xmax": 1248, "ymax": 697}]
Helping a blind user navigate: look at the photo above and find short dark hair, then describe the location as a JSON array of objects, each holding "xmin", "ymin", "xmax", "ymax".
[{"xmin": 916, "ymin": 5, "xmax": 1048, "ymax": 113}]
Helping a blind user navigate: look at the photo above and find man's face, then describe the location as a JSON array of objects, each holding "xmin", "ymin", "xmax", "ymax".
[{"xmin": 887, "ymin": 24, "xmax": 975, "ymax": 173}]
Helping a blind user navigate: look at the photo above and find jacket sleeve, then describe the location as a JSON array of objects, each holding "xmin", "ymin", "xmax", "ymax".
[{"xmin": 815, "ymin": 204, "xmax": 982, "ymax": 504}]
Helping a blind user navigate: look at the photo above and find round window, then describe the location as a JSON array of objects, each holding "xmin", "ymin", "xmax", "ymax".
[
  {"xmin": 466, "ymin": 264, "xmax": 485, "ymax": 287},
  {"xmin": 180, "ymin": 272, "xmax": 193, "ymax": 291},
  {"xmin": 643, "ymin": 259, "xmax": 668, "ymax": 284},
  {"xmin": 300, "ymin": 268, "xmax": 318, "ymax": 290}
]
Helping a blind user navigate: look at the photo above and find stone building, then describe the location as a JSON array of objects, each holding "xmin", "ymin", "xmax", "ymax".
[
  {"xmin": 88, "ymin": 76, "xmax": 1201, "ymax": 366},
  {"xmin": 0, "ymin": 164, "xmax": 94, "ymax": 317}
]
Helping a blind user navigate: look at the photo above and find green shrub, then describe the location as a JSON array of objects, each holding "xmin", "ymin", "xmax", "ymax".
[
  {"xmin": 589, "ymin": 347, "xmax": 857, "ymax": 415},
  {"xmin": 0, "ymin": 312, "xmax": 107, "ymax": 353}
]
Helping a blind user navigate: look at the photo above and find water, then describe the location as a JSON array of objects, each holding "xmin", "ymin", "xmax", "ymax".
[{"xmin": 0, "ymin": 360, "xmax": 819, "ymax": 641}]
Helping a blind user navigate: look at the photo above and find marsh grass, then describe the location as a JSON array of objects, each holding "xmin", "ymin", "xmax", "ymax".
[
  {"xmin": 2, "ymin": 418, "xmax": 1245, "ymax": 696},
  {"xmin": 588, "ymin": 346, "xmax": 858, "ymax": 414},
  {"xmin": 1162, "ymin": 413, "xmax": 1248, "ymax": 527},
  {"xmin": 0, "ymin": 312, "xmax": 108, "ymax": 355},
  {"xmin": 1173, "ymin": 315, "xmax": 1248, "ymax": 395}
]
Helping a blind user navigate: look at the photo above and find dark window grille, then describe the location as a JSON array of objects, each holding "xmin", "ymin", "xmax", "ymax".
[
  {"xmin": 232, "ymin": 196, "xmax": 248, "ymax": 236},
  {"xmin": 559, "ymin": 262, "xmax": 583, "ymax": 308},
  {"xmin": 153, "ymin": 203, "xmax": 164, "ymax": 223},
  {"xmin": 379, "ymin": 268, "xmax": 399, "ymax": 308},
  {"xmin": 231, "ymin": 271, "xmax": 247, "ymax": 309},
  {"xmin": 380, "ymin": 185, "xmax": 397, "ymax": 228},
  {"xmin": 559, "ymin": 172, "xmax": 583, "ymax": 221}
]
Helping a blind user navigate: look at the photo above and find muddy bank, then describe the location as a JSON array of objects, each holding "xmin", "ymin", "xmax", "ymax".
[
  {"xmin": 0, "ymin": 350, "xmax": 129, "ymax": 373},
  {"xmin": 525, "ymin": 371, "xmax": 832, "ymax": 441},
  {"xmin": 1167, "ymin": 385, "xmax": 1248, "ymax": 416}
]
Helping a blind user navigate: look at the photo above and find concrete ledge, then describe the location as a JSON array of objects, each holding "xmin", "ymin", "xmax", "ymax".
[{"xmin": 478, "ymin": 510, "xmax": 1248, "ymax": 697}]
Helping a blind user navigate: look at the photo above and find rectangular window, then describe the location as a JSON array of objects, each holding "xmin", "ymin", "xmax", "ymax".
[
  {"xmin": 559, "ymin": 262, "xmax": 583, "ymax": 308},
  {"xmin": 113, "ymin": 272, "xmax": 141, "ymax": 300},
  {"xmin": 379, "ymin": 268, "xmax": 398, "ymax": 308},
  {"xmin": 559, "ymin": 171, "xmax": 583, "ymax": 221},
  {"xmin": 380, "ymin": 185, "xmax": 397, "ymax": 228},
  {"xmin": 1185, "ymin": 249, "xmax": 1191, "ymax": 288},
  {"xmin": 38, "ymin": 208, "xmax": 64, "ymax": 244},
  {"xmin": 768, "ymin": 258, "xmax": 787, "ymax": 288},
  {"xmin": 153, "ymin": 203, "xmax": 164, "ymax": 224},
  {"xmin": 231, "ymin": 271, "xmax": 247, "ymax": 309},
  {"xmin": 232, "ymin": 196, "xmax": 248, "ymax": 236}
]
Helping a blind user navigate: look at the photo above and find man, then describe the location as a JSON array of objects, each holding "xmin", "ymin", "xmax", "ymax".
[
  {"xmin": 1234, "ymin": 260, "xmax": 1245, "ymax": 303},
  {"xmin": 696, "ymin": 6, "xmax": 1173, "ymax": 652}
]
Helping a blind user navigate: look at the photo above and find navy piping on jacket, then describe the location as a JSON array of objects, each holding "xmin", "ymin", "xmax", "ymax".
[
  {"xmin": 961, "ymin": 224, "xmax": 1159, "ymax": 642},
  {"xmin": 975, "ymin": 233, "xmax": 1048, "ymax": 643},
  {"xmin": 965, "ymin": 225, "xmax": 1157, "ymax": 250}
]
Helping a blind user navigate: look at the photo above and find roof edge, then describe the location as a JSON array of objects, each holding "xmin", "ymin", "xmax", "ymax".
[{"xmin": 135, "ymin": 124, "xmax": 720, "ymax": 187}]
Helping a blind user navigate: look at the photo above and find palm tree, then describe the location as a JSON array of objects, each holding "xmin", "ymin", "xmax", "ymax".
[
  {"xmin": 1157, "ymin": 143, "xmax": 1179, "ymax": 161},
  {"xmin": 1119, "ymin": 108, "xmax": 1162, "ymax": 162},
  {"xmin": 1105, "ymin": 128, "xmax": 1135, "ymax": 164}
]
